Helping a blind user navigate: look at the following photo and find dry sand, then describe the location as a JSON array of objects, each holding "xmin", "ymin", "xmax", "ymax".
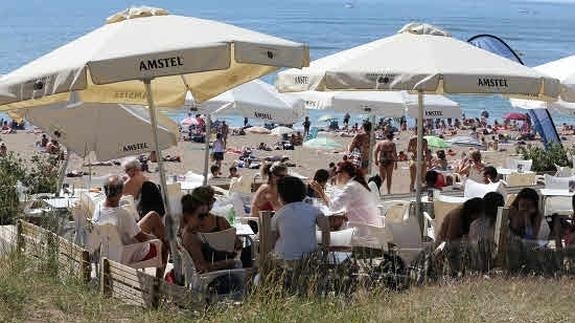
[{"xmin": 5, "ymin": 126, "xmax": 570, "ymax": 195}]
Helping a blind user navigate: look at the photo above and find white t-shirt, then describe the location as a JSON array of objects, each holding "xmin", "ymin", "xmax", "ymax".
[
  {"xmin": 329, "ymin": 181, "xmax": 382, "ymax": 227},
  {"xmin": 272, "ymin": 202, "xmax": 320, "ymax": 261},
  {"xmin": 213, "ymin": 139, "xmax": 225, "ymax": 153},
  {"xmin": 94, "ymin": 205, "xmax": 149, "ymax": 261}
]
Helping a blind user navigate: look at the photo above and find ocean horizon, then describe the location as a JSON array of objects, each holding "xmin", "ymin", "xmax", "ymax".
[{"xmin": 1, "ymin": 0, "xmax": 574, "ymax": 127}]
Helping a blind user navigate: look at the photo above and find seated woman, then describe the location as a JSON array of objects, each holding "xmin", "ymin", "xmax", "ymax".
[
  {"xmin": 437, "ymin": 197, "xmax": 484, "ymax": 243},
  {"xmin": 457, "ymin": 150, "xmax": 484, "ymax": 181},
  {"xmin": 509, "ymin": 188, "xmax": 550, "ymax": 241},
  {"xmin": 320, "ymin": 162, "xmax": 381, "ymax": 227},
  {"xmin": 307, "ymin": 169, "xmax": 330, "ymax": 199},
  {"xmin": 180, "ymin": 194, "xmax": 238, "ymax": 273},
  {"xmin": 137, "ymin": 181, "xmax": 165, "ymax": 220},
  {"xmin": 272, "ymin": 176, "xmax": 330, "ymax": 262},
  {"xmin": 251, "ymin": 162, "xmax": 288, "ymax": 217}
]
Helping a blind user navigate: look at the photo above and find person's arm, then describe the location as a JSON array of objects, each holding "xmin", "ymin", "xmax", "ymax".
[
  {"xmin": 250, "ymin": 186, "xmax": 265, "ymax": 217},
  {"xmin": 134, "ymin": 231, "xmax": 155, "ymax": 242},
  {"xmin": 182, "ymin": 231, "xmax": 210, "ymax": 273},
  {"xmin": 316, "ymin": 213, "xmax": 330, "ymax": 248},
  {"xmin": 373, "ymin": 143, "xmax": 381, "ymax": 167}
]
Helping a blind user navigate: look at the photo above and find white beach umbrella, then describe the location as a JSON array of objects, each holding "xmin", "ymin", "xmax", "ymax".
[
  {"xmin": 277, "ymin": 22, "xmax": 560, "ymax": 217},
  {"xmin": 245, "ymin": 126, "xmax": 271, "ymax": 134},
  {"xmin": 538, "ymin": 55, "xmax": 575, "ymax": 103},
  {"xmin": 25, "ymin": 102, "xmax": 178, "ymax": 161},
  {"xmin": 197, "ymin": 80, "xmax": 305, "ymax": 124},
  {"xmin": 0, "ymin": 6, "xmax": 309, "ymax": 284},
  {"xmin": 270, "ymin": 126, "xmax": 295, "ymax": 136},
  {"xmin": 510, "ymin": 55, "xmax": 575, "ymax": 115}
]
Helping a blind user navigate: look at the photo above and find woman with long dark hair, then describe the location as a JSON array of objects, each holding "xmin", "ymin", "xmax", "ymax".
[
  {"xmin": 323, "ymin": 161, "xmax": 381, "ymax": 227},
  {"xmin": 509, "ymin": 188, "xmax": 549, "ymax": 240}
]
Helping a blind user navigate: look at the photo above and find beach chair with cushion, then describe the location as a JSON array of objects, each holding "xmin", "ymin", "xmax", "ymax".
[
  {"xmin": 505, "ymin": 172, "xmax": 537, "ymax": 187},
  {"xmin": 91, "ymin": 222, "xmax": 163, "ymax": 269}
]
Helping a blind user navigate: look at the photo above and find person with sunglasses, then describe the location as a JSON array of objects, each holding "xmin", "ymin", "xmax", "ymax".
[{"xmin": 251, "ymin": 162, "xmax": 288, "ymax": 218}]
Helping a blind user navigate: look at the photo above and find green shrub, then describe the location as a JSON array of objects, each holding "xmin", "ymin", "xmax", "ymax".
[
  {"xmin": 0, "ymin": 153, "xmax": 59, "ymax": 225},
  {"xmin": 518, "ymin": 143, "xmax": 571, "ymax": 172}
]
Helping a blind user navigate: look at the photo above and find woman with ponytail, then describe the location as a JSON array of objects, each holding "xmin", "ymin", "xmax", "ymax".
[{"xmin": 322, "ymin": 161, "xmax": 381, "ymax": 227}]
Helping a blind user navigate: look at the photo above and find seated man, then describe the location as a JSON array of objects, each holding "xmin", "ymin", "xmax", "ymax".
[
  {"xmin": 272, "ymin": 176, "xmax": 330, "ymax": 262},
  {"xmin": 94, "ymin": 175, "xmax": 167, "ymax": 264},
  {"xmin": 482, "ymin": 166, "xmax": 499, "ymax": 184},
  {"xmin": 122, "ymin": 158, "xmax": 148, "ymax": 199}
]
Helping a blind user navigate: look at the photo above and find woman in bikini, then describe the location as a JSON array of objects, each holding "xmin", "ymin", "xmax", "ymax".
[
  {"xmin": 374, "ymin": 132, "xmax": 397, "ymax": 194},
  {"xmin": 251, "ymin": 162, "xmax": 288, "ymax": 217}
]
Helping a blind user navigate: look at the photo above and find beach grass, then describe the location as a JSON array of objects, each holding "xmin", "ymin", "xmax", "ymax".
[{"xmin": 1, "ymin": 248, "xmax": 574, "ymax": 323}]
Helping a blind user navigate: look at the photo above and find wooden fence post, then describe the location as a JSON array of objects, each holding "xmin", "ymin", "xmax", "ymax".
[
  {"xmin": 81, "ymin": 250, "xmax": 91, "ymax": 284},
  {"xmin": 16, "ymin": 220, "xmax": 23, "ymax": 252},
  {"xmin": 258, "ymin": 211, "xmax": 273, "ymax": 275},
  {"xmin": 494, "ymin": 207, "xmax": 509, "ymax": 268},
  {"xmin": 100, "ymin": 257, "xmax": 111, "ymax": 297}
]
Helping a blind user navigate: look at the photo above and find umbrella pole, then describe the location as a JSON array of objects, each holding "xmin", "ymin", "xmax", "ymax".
[
  {"xmin": 415, "ymin": 91, "xmax": 424, "ymax": 222},
  {"xmin": 143, "ymin": 79, "xmax": 182, "ymax": 284},
  {"xmin": 203, "ymin": 114, "xmax": 211, "ymax": 186}
]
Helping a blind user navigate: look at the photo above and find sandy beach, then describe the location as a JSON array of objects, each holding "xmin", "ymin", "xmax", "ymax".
[{"xmin": 4, "ymin": 125, "xmax": 571, "ymax": 194}]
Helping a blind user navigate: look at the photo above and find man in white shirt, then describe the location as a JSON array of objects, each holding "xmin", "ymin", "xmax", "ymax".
[
  {"xmin": 94, "ymin": 175, "xmax": 167, "ymax": 264},
  {"xmin": 272, "ymin": 176, "xmax": 330, "ymax": 261}
]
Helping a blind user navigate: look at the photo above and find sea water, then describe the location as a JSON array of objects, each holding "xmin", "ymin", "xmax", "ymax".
[{"xmin": 1, "ymin": 0, "xmax": 574, "ymax": 127}]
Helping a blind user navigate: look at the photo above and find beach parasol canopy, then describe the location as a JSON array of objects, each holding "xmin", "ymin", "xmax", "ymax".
[
  {"xmin": 0, "ymin": 7, "xmax": 309, "ymax": 110},
  {"xmin": 0, "ymin": 6, "xmax": 309, "ymax": 285},
  {"xmin": 405, "ymin": 94, "xmax": 462, "ymax": 119},
  {"xmin": 537, "ymin": 54, "xmax": 575, "ymax": 103},
  {"xmin": 245, "ymin": 126, "xmax": 271, "ymax": 134},
  {"xmin": 270, "ymin": 126, "xmax": 295, "ymax": 136},
  {"xmin": 180, "ymin": 115, "xmax": 199, "ymax": 127},
  {"xmin": 303, "ymin": 137, "xmax": 342, "ymax": 150},
  {"xmin": 24, "ymin": 102, "xmax": 178, "ymax": 161},
  {"xmin": 197, "ymin": 80, "xmax": 305, "ymax": 124},
  {"xmin": 424, "ymin": 136, "xmax": 451, "ymax": 148},
  {"xmin": 277, "ymin": 21, "xmax": 560, "ymax": 217},
  {"xmin": 446, "ymin": 135, "xmax": 483, "ymax": 147},
  {"xmin": 504, "ymin": 112, "xmax": 529, "ymax": 121}
]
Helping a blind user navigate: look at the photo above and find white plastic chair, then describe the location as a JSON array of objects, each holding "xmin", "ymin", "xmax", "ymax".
[
  {"xmin": 505, "ymin": 158, "xmax": 533, "ymax": 171},
  {"xmin": 92, "ymin": 223, "xmax": 163, "ymax": 269},
  {"xmin": 555, "ymin": 165, "xmax": 573, "ymax": 177},
  {"xmin": 317, "ymin": 228, "xmax": 355, "ymax": 249},
  {"xmin": 381, "ymin": 200, "xmax": 411, "ymax": 222},
  {"xmin": 180, "ymin": 247, "xmax": 247, "ymax": 298},
  {"xmin": 347, "ymin": 221, "xmax": 392, "ymax": 250},
  {"xmin": 385, "ymin": 210, "xmax": 424, "ymax": 264},
  {"xmin": 229, "ymin": 173, "xmax": 255, "ymax": 194},
  {"xmin": 544, "ymin": 174, "xmax": 575, "ymax": 190}
]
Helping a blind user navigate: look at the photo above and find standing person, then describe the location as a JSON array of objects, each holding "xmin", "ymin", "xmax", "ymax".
[
  {"xmin": 243, "ymin": 117, "xmax": 249, "ymax": 128},
  {"xmin": 343, "ymin": 113, "xmax": 351, "ymax": 129},
  {"xmin": 303, "ymin": 116, "xmax": 311, "ymax": 138},
  {"xmin": 221, "ymin": 121, "xmax": 229, "ymax": 148},
  {"xmin": 212, "ymin": 133, "xmax": 225, "ymax": 168},
  {"xmin": 348, "ymin": 121, "xmax": 372, "ymax": 175},
  {"xmin": 374, "ymin": 132, "xmax": 397, "ymax": 194},
  {"xmin": 407, "ymin": 127, "xmax": 428, "ymax": 192}
]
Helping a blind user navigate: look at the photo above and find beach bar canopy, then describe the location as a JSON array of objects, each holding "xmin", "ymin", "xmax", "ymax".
[
  {"xmin": 277, "ymin": 22, "xmax": 560, "ymax": 217},
  {"xmin": 0, "ymin": 6, "xmax": 310, "ymax": 284}
]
